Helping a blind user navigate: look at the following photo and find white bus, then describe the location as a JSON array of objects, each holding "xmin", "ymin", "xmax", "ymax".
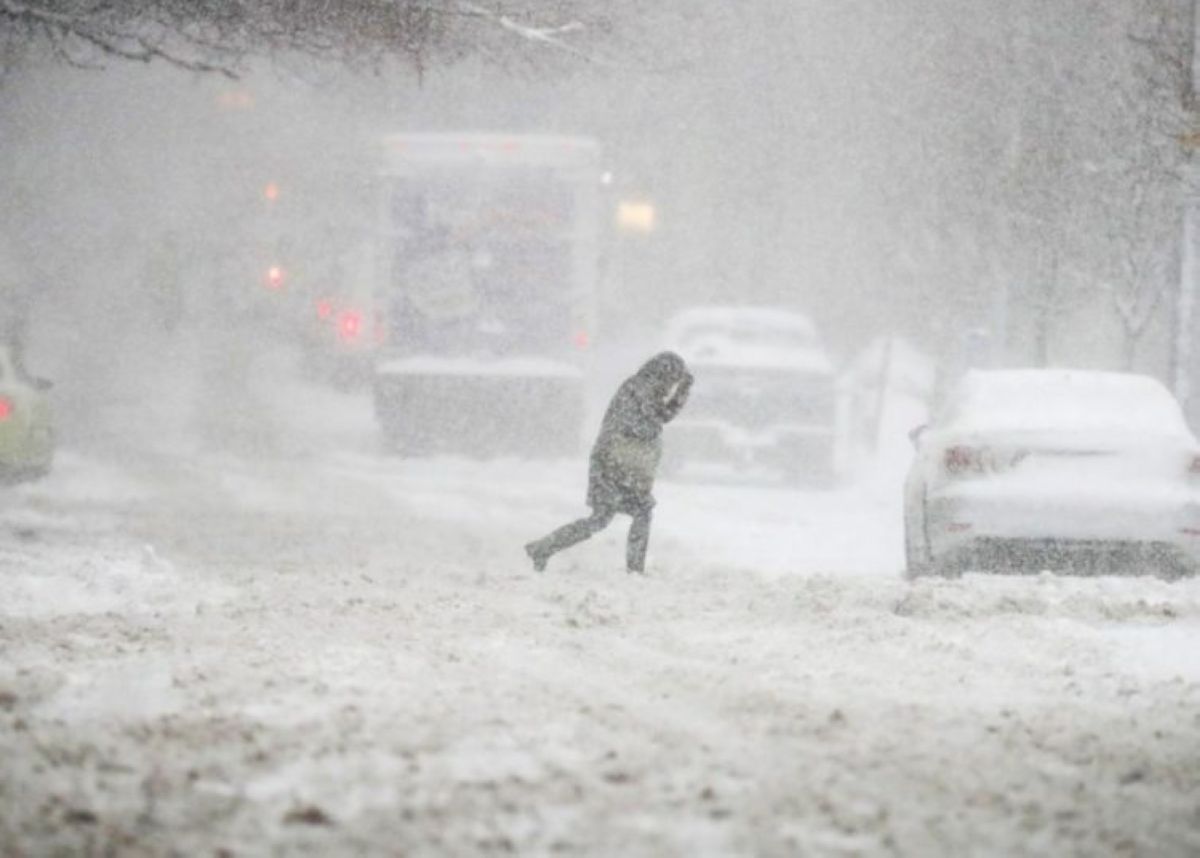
[{"xmin": 372, "ymin": 133, "xmax": 601, "ymax": 456}]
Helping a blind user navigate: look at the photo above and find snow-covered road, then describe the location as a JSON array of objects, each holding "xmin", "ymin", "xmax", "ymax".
[{"xmin": 1, "ymin": 442, "xmax": 1198, "ymax": 855}]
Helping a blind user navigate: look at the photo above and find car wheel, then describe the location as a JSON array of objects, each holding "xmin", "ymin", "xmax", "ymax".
[{"xmin": 931, "ymin": 554, "xmax": 967, "ymax": 579}]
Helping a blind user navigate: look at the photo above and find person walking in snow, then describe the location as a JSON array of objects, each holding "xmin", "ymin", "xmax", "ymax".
[{"xmin": 525, "ymin": 351, "xmax": 693, "ymax": 575}]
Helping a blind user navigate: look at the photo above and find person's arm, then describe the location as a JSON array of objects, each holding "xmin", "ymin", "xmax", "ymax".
[
  {"xmin": 659, "ymin": 372, "xmax": 693, "ymax": 423},
  {"xmin": 626, "ymin": 383, "xmax": 664, "ymax": 439}
]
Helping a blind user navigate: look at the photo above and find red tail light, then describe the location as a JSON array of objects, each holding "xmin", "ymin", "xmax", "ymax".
[
  {"xmin": 265, "ymin": 265, "xmax": 285, "ymax": 290},
  {"xmin": 0, "ymin": 396, "xmax": 11, "ymax": 421},
  {"xmin": 573, "ymin": 329, "xmax": 590, "ymax": 350},
  {"xmin": 944, "ymin": 446, "xmax": 984, "ymax": 475},
  {"xmin": 316, "ymin": 299, "xmax": 333, "ymax": 320},
  {"xmin": 943, "ymin": 446, "xmax": 1028, "ymax": 476},
  {"xmin": 338, "ymin": 311, "xmax": 362, "ymax": 341}
]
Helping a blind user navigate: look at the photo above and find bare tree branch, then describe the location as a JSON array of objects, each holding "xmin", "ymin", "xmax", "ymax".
[{"xmin": 0, "ymin": 0, "xmax": 615, "ymax": 77}]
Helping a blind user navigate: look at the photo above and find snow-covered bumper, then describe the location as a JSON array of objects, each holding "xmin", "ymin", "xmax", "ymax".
[
  {"xmin": 373, "ymin": 357, "xmax": 584, "ymax": 457},
  {"xmin": 925, "ymin": 482, "xmax": 1200, "ymax": 574}
]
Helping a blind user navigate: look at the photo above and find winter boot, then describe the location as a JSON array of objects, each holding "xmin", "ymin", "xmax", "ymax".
[{"xmin": 524, "ymin": 541, "xmax": 549, "ymax": 573}]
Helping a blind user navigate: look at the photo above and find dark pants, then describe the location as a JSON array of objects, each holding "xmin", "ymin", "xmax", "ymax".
[{"xmin": 530, "ymin": 502, "xmax": 654, "ymax": 572}]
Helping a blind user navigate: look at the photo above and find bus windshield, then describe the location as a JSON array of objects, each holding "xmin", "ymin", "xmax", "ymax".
[{"xmin": 383, "ymin": 166, "xmax": 578, "ymax": 359}]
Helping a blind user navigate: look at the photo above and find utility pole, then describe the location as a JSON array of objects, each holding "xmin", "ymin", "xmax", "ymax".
[{"xmin": 1175, "ymin": 0, "xmax": 1200, "ymax": 416}]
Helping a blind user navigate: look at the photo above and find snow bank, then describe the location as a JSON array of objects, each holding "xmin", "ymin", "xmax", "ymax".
[{"xmin": 893, "ymin": 573, "xmax": 1200, "ymax": 624}]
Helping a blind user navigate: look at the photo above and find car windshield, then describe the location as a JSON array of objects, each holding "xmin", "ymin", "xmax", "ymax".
[{"xmin": 944, "ymin": 371, "xmax": 1192, "ymax": 439}]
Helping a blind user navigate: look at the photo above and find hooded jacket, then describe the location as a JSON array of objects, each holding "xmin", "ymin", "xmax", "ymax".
[{"xmin": 587, "ymin": 352, "xmax": 693, "ymax": 513}]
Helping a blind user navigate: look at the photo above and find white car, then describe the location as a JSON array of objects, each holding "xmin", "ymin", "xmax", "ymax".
[
  {"xmin": 662, "ymin": 306, "xmax": 837, "ymax": 485},
  {"xmin": 904, "ymin": 369, "xmax": 1200, "ymax": 579}
]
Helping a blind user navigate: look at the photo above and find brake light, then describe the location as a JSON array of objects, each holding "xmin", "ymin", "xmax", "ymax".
[
  {"xmin": 574, "ymin": 329, "xmax": 590, "ymax": 350},
  {"xmin": 0, "ymin": 396, "xmax": 11, "ymax": 421},
  {"xmin": 944, "ymin": 446, "xmax": 984, "ymax": 475},
  {"xmin": 316, "ymin": 299, "xmax": 333, "ymax": 320},
  {"xmin": 944, "ymin": 445, "xmax": 1028, "ymax": 476},
  {"xmin": 338, "ymin": 311, "xmax": 362, "ymax": 341},
  {"xmin": 265, "ymin": 265, "xmax": 285, "ymax": 290}
]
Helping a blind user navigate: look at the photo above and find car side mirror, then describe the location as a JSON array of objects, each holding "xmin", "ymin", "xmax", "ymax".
[{"xmin": 908, "ymin": 424, "xmax": 927, "ymax": 449}]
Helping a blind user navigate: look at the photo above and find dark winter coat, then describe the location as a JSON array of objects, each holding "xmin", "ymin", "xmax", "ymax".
[{"xmin": 587, "ymin": 352, "xmax": 693, "ymax": 514}]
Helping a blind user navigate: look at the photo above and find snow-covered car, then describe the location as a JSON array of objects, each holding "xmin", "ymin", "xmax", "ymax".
[
  {"xmin": 904, "ymin": 369, "xmax": 1200, "ymax": 579},
  {"xmin": 0, "ymin": 343, "xmax": 53, "ymax": 482},
  {"xmin": 662, "ymin": 306, "xmax": 837, "ymax": 484}
]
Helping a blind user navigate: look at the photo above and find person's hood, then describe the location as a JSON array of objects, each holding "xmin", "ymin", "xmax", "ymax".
[{"xmin": 635, "ymin": 351, "xmax": 690, "ymax": 388}]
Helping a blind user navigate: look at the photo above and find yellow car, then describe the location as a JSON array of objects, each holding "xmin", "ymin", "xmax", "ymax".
[{"xmin": 0, "ymin": 343, "xmax": 53, "ymax": 481}]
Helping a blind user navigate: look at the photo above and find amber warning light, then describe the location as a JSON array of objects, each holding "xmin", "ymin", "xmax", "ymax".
[{"xmin": 617, "ymin": 201, "xmax": 656, "ymax": 233}]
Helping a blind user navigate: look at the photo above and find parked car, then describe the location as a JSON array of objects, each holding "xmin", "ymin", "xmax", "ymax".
[
  {"xmin": 0, "ymin": 342, "xmax": 53, "ymax": 482},
  {"xmin": 904, "ymin": 369, "xmax": 1200, "ymax": 579},
  {"xmin": 661, "ymin": 306, "xmax": 837, "ymax": 485}
]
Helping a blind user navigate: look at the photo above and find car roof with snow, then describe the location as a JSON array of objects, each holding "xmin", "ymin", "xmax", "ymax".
[
  {"xmin": 941, "ymin": 368, "xmax": 1194, "ymax": 440},
  {"xmin": 664, "ymin": 305, "xmax": 833, "ymax": 373}
]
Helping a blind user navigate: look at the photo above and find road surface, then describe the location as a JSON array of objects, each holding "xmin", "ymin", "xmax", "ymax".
[{"xmin": 0, "ymin": 389, "xmax": 1198, "ymax": 855}]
